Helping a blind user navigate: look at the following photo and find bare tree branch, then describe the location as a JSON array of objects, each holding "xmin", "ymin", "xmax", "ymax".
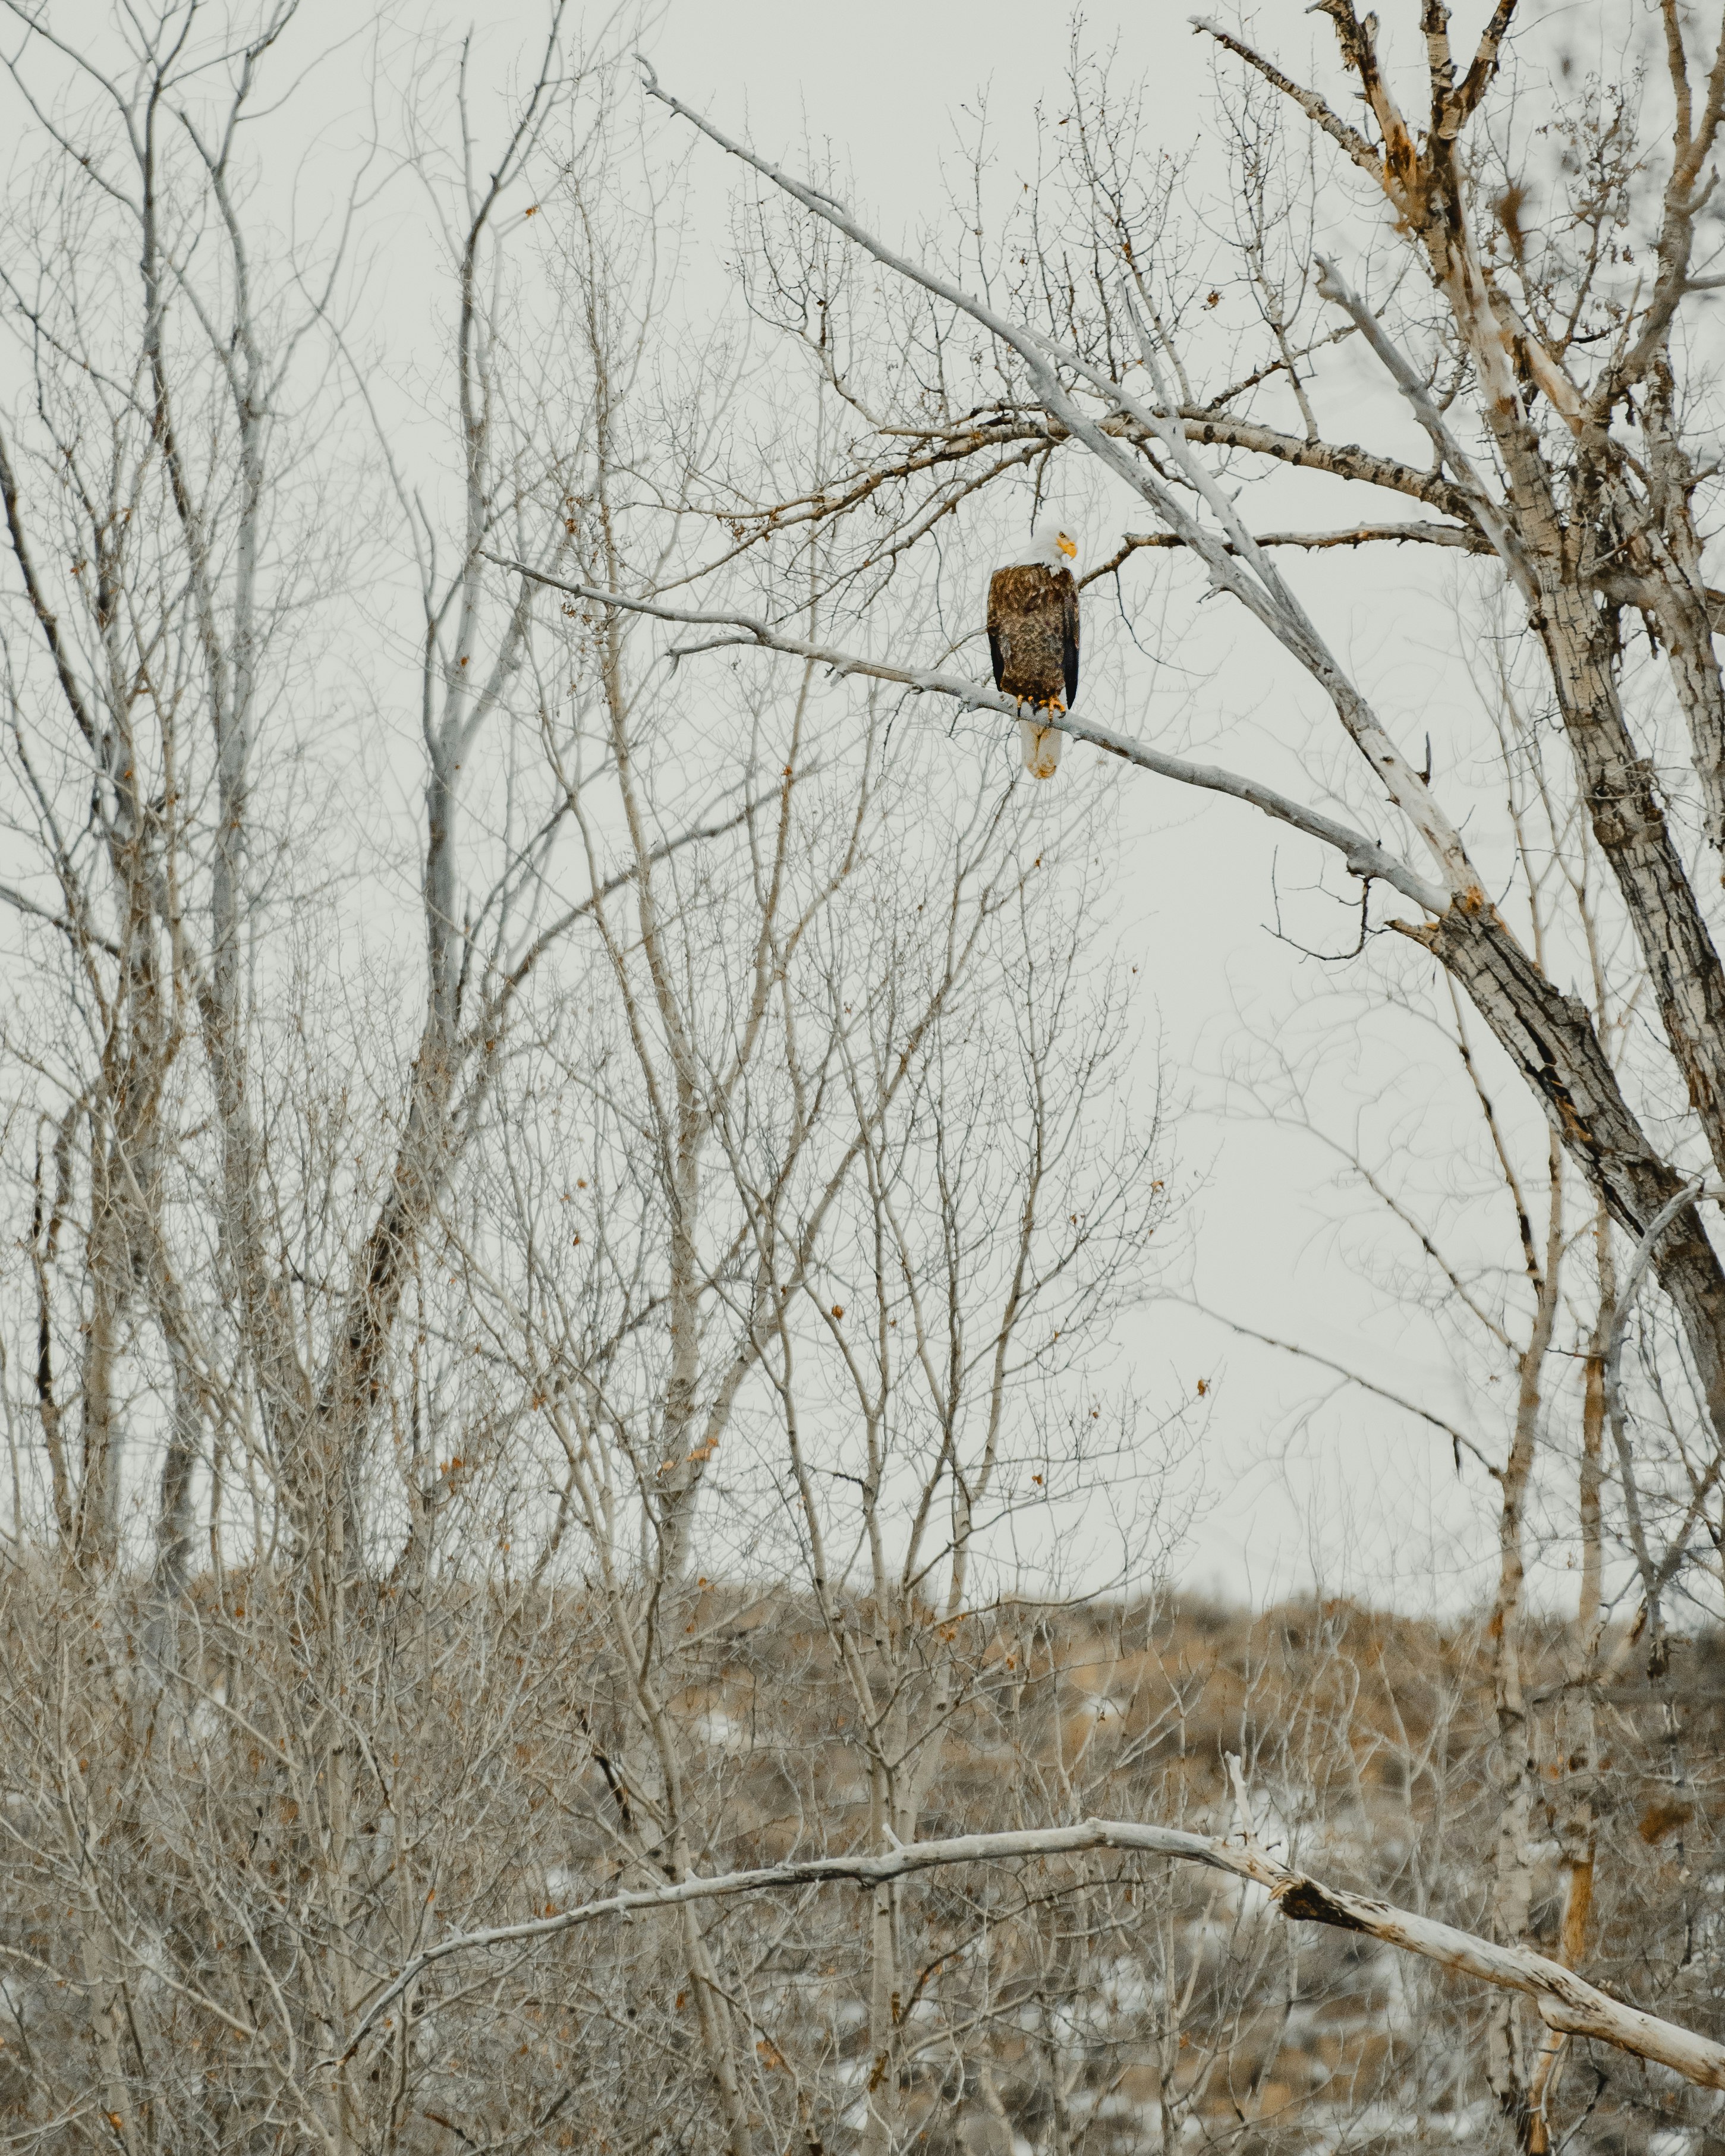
[
  {"xmin": 494, "ymin": 555, "xmax": 1446, "ymax": 912},
  {"xmin": 335, "ymin": 1809, "xmax": 1725, "ymax": 2091}
]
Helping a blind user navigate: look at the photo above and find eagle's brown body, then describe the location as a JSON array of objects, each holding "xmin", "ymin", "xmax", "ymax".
[
  {"xmin": 987, "ymin": 561, "xmax": 1079, "ymax": 778},
  {"xmin": 987, "ymin": 562, "xmax": 1079, "ymax": 709}
]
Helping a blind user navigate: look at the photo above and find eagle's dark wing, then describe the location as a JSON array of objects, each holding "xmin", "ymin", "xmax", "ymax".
[
  {"xmin": 1061, "ymin": 570, "xmax": 1079, "ymax": 710},
  {"xmin": 986, "ymin": 568, "xmax": 1009, "ymax": 691}
]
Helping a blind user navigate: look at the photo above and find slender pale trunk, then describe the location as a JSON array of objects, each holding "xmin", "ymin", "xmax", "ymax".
[
  {"xmin": 71, "ymin": 1908, "xmax": 138, "ymax": 2156},
  {"xmin": 54, "ymin": 1639, "xmax": 141, "ymax": 2156},
  {"xmin": 1525, "ymin": 1201, "xmax": 1611, "ymax": 2151},
  {"xmin": 323, "ymin": 1740, "xmax": 361, "ymax": 2156},
  {"xmin": 657, "ymin": 1090, "xmax": 706, "ymax": 1583},
  {"xmin": 1487, "ymin": 1146, "xmax": 1562, "ymax": 2132},
  {"xmin": 78, "ymin": 1120, "xmax": 125, "ymax": 1563},
  {"xmin": 860, "ymin": 1581, "xmax": 902, "ymax": 2156},
  {"xmin": 598, "ymin": 1464, "xmax": 756, "ymax": 2156},
  {"xmin": 650, "ymin": 1695, "xmax": 754, "ymax": 2156},
  {"xmin": 144, "ymin": 1328, "xmax": 202, "ymax": 1675},
  {"xmin": 32, "ymin": 1112, "xmax": 77, "ymax": 1542}
]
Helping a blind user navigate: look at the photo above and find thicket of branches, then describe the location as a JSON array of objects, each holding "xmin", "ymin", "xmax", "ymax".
[{"xmin": 2, "ymin": 2, "xmax": 1725, "ymax": 2152}]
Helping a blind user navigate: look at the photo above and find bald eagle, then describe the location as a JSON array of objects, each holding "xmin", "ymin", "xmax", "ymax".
[{"xmin": 988, "ymin": 524, "xmax": 1079, "ymax": 779}]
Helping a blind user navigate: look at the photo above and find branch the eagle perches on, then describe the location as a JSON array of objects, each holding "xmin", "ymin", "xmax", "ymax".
[
  {"xmin": 488, "ymin": 555, "xmax": 1446, "ymax": 914},
  {"xmin": 333, "ymin": 1757, "xmax": 1725, "ymax": 2091}
]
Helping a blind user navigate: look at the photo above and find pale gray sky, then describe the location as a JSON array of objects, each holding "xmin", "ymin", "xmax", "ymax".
[
  {"xmin": 270, "ymin": 0, "xmax": 1581, "ymax": 1613},
  {"xmin": 0, "ymin": 0, "xmax": 1579, "ymax": 1612},
  {"xmin": 625, "ymin": 0, "xmax": 1537, "ymax": 1611}
]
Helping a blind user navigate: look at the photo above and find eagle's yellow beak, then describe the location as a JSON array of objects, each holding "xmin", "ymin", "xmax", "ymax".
[{"xmin": 1057, "ymin": 534, "xmax": 1077, "ymax": 559}]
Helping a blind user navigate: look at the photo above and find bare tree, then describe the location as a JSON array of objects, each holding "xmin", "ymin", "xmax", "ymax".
[
  {"xmin": 8, "ymin": 5, "xmax": 1725, "ymax": 2154},
  {"xmin": 0, "ymin": 10, "xmax": 1183, "ymax": 2150},
  {"xmin": 625, "ymin": 0, "xmax": 1725, "ymax": 1522},
  {"xmin": 0, "ymin": 5, "xmax": 781, "ymax": 2145},
  {"xmin": 1201, "ymin": 578, "xmax": 1718, "ymax": 2146},
  {"xmin": 507, "ymin": 4, "xmax": 1725, "ymax": 2144}
]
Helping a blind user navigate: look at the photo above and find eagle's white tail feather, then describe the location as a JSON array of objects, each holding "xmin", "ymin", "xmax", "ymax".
[{"xmin": 1018, "ymin": 717, "xmax": 1063, "ymax": 780}]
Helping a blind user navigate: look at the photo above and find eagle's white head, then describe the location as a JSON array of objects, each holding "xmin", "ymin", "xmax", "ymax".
[{"xmin": 1018, "ymin": 522, "xmax": 1078, "ymax": 571}]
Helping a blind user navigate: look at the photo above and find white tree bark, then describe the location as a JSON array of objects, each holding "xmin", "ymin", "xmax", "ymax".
[{"xmin": 337, "ymin": 1800, "xmax": 1725, "ymax": 2091}]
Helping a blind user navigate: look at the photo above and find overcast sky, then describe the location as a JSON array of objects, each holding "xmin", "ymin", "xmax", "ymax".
[
  {"xmin": 622, "ymin": 0, "xmax": 1538, "ymax": 1612},
  {"xmin": 270, "ymin": 0, "xmax": 1578, "ymax": 1613},
  {"xmin": 0, "ymin": 0, "xmax": 1575, "ymax": 1612}
]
